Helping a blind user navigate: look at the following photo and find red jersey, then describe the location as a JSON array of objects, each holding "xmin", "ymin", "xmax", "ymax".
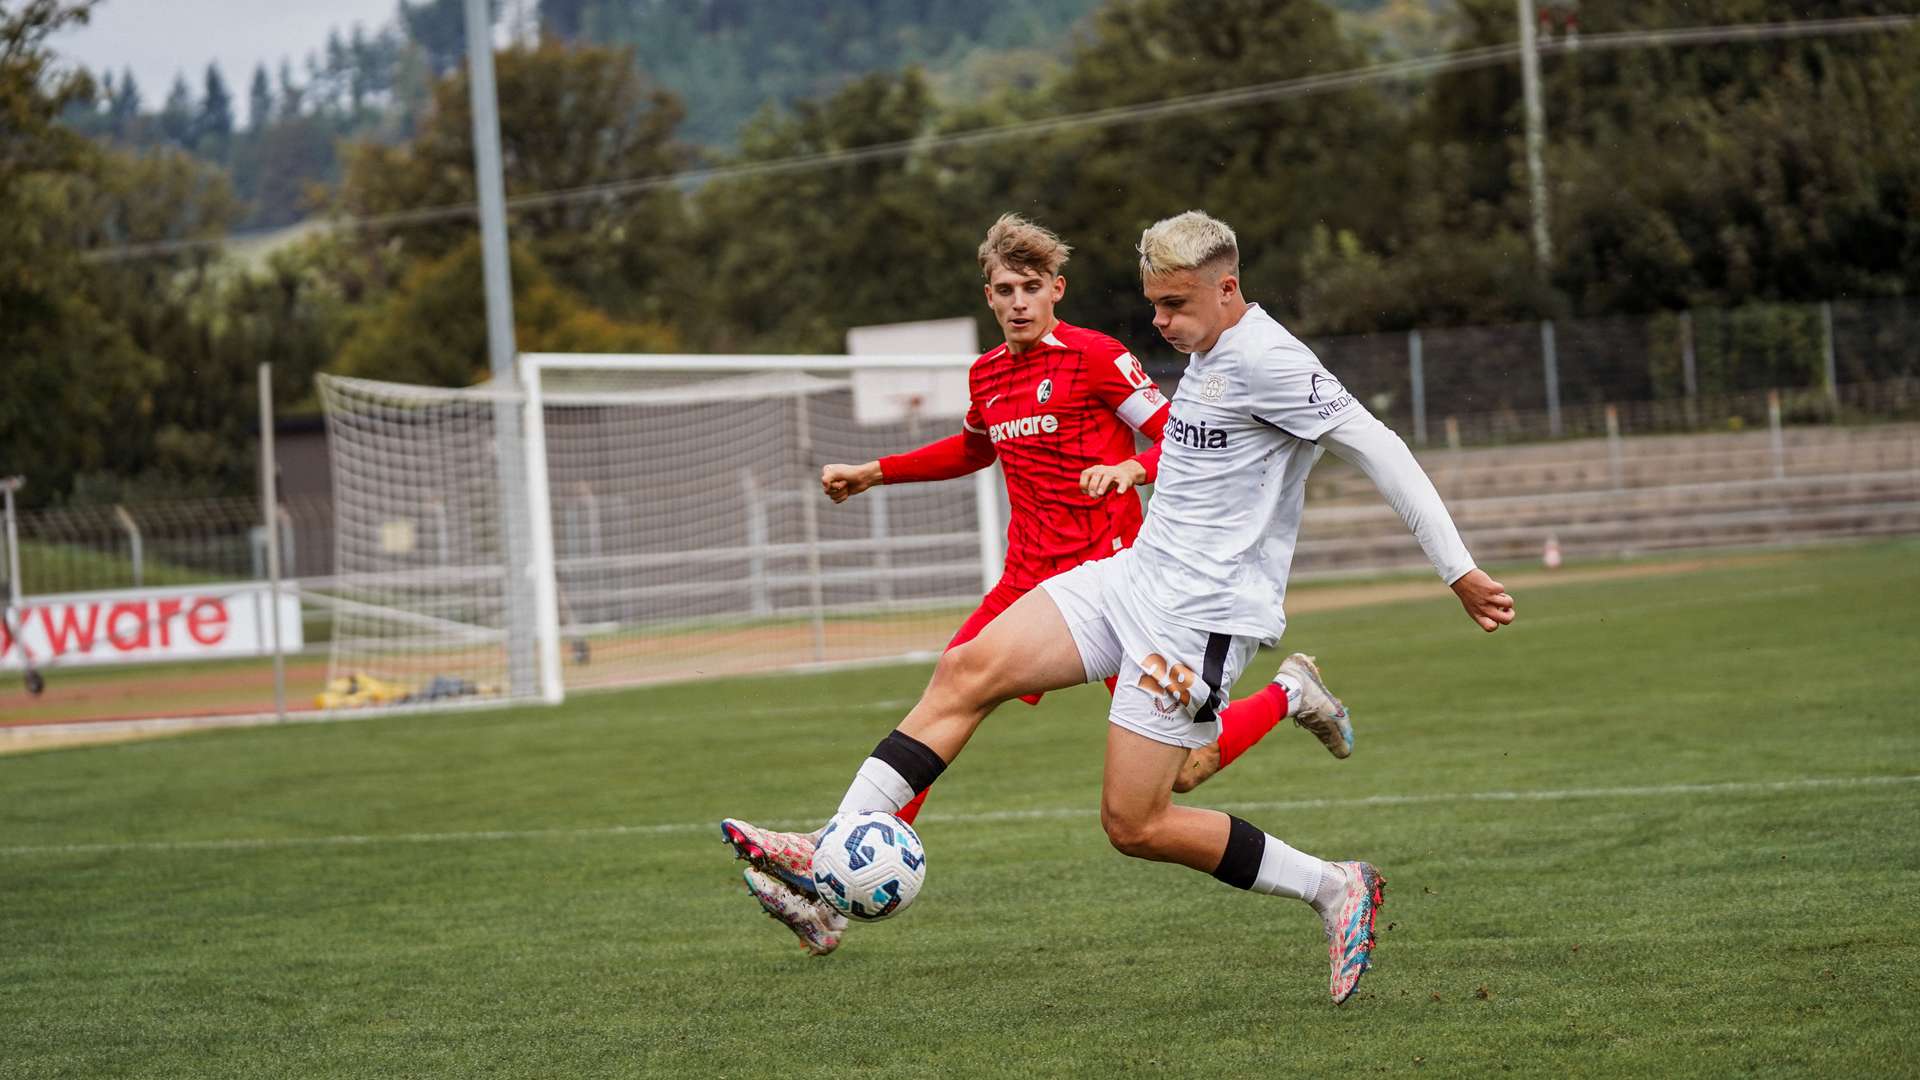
[{"xmin": 880, "ymin": 322, "xmax": 1169, "ymax": 591}]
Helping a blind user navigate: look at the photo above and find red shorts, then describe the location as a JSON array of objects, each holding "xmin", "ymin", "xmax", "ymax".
[{"xmin": 947, "ymin": 579, "xmax": 1118, "ymax": 705}]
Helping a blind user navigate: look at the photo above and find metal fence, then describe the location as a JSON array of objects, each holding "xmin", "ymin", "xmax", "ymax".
[
  {"xmin": 0, "ymin": 496, "xmax": 336, "ymax": 654},
  {"xmin": 1296, "ymin": 296, "xmax": 1920, "ymax": 446}
]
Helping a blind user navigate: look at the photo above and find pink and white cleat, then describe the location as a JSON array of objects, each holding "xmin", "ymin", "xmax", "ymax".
[
  {"xmin": 1323, "ymin": 860, "xmax": 1386, "ymax": 1005},
  {"xmin": 720, "ymin": 818, "xmax": 820, "ymax": 898},
  {"xmin": 742, "ymin": 867, "xmax": 845, "ymax": 956}
]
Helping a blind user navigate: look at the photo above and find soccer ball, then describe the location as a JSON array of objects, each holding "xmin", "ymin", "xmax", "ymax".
[{"xmin": 811, "ymin": 810, "xmax": 926, "ymax": 922}]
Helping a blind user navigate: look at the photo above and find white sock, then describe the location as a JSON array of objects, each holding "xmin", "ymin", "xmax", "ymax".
[
  {"xmin": 836, "ymin": 757, "xmax": 913, "ymax": 816},
  {"xmin": 1274, "ymin": 673, "xmax": 1304, "ymax": 718},
  {"xmin": 1249, "ymin": 832, "xmax": 1334, "ymax": 905}
]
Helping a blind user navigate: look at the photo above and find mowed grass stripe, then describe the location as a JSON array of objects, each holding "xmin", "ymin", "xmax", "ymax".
[{"xmin": 5, "ymin": 773, "xmax": 1913, "ymax": 857}]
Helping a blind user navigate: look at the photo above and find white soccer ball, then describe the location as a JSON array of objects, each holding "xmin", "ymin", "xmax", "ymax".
[{"xmin": 812, "ymin": 810, "xmax": 926, "ymax": 922}]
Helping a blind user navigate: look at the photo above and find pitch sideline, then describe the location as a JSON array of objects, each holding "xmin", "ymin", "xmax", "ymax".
[{"xmin": 3, "ymin": 773, "xmax": 1914, "ymax": 858}]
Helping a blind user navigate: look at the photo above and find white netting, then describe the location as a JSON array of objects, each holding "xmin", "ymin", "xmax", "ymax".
[
  {"xmin": 317, "ymin": 357, "xmax": 995, "ymax": 705},
  {"xmin": 316, "ymin": 374, "xmax": 537, "ymax": 705}
]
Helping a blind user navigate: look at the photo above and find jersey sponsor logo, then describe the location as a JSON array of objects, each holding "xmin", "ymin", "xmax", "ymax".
[
  {"xmin": 1036, "ymin": 378, "xmax": 1053, "ymax": 404},
  {"xmin": 1309, "ymin": 371, "xmax": 1355, "ymax": 420},
  {"xmin": 1165, "ymin": 411, "xmax": 1228, "ymax": 450},
  {"xmin": 988, "ymin": 413, "xmax": 1059, "ymax": 443},
  {"xmin": 1114, "ymin": 352, "xmax": 1154, "ymax": 391}
]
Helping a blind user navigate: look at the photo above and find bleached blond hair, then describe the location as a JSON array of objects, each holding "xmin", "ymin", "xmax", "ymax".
[
  {"xmin": 1137, "ymin": 210, "xmax": 1239, "ymax": 280},
  {"xmin": 978, "ymin": 213, "xmax": 1071, "ymax": 279}
]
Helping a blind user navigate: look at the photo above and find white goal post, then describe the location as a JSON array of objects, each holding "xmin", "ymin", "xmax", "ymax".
[{"xmin": 317, "ymin": 351, "xmax": 1004, "ymax": 710}]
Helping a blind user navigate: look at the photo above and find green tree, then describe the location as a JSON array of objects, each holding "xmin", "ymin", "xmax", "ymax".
[
  {"xmin": 157, "ymin": 72, "xmax": 193, "ymax": 145},
  {"xmin": 333, "ymin": 237, "xmax": 675, "ymax": 385},
  {"xmin": 334, "ymin": 41, "xmax": 694, "ymax": 323},
  {"xmin": 196, "ymin": 62, "xmax": 233, "ymax": 157},
  {"xmin": 246, "ymin": 63, "xmax": 272, "ymax": 132},
  {"xmin": 0, "ymin": 1, "xmax": 168, "ymax": 506},
  {"xmin": 688, "ymin": 69, "xmax": 980, "ymax": 352}
]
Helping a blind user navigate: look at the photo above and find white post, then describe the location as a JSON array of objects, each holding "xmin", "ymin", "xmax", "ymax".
[
  {"xmin": 1821, "ymin": 301, "xmax": 1838, "ymax": 405},
  {"xmin": 740, "ymin": 469, "xmax": 770, "ymax": 616},
  {"xmin": 1680, "ymin": 310, "xmax": 1699, "ymax": 428},
  {"xmin": 2, "ymin": 477, "xmax": 22, "ymax": 611},
  {"xmin": 794, "ymin": 393, "xmax": 828, "ymax": 663},
  {"xmin": 1767, "ymin": 389, "xmax": 1786, "ymax": 480},
  {"xmin": 113, "ymin": 504, "xmax": 143, "ymax": 587},
  {"xmin": 520, "ymin": 359, "xmax": 565, "ymax": 705},
  {"xmin": 258, "ymin": 363, "xmax": 286, "ymax": 723},
  {"xmin": 869, "ymin": 484, "xmax": 894, "ymax": 605},
  {"xmin": 1605, "ymin": 404, "xmax": 1623, "ymax": 491},
  {"xmin": 974, "ymin": 464, "xmax": 1005, "ymax": 594},
  {"xmin": 1408, "ymin": 329, "xmax": 1427, "ymax": 447},
  {"xmin": 1542, "ymin": 320, "xmax": 1562, "ymax": 438}
]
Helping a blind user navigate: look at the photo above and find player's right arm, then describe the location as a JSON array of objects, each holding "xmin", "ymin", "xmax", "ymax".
[{"xmin": 822, "ymin": 430, "xmax": 997, "ymax": 503}]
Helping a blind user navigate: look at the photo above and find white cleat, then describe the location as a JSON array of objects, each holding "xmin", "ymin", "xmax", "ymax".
[
  {"xmin": 742, "ymin": 866, "xmax": 845, "ymax": 956},
  {"xmin": 1279, "ymin": 653, "xmax": 1353, "ymax": 759}
]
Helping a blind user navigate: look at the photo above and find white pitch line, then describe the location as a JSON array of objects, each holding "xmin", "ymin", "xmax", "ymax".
[{"xmin": 3, "ymin": 774, "xmax": 1915, "ymax": 859}]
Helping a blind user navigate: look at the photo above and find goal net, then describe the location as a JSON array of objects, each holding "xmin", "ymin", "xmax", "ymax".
[{"xmin": 317, "ymin": 353, "xmax": 999, "ymax": 707}]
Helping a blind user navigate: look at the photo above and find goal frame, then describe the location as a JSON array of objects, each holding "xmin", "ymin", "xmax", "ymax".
[{"xmin": 518, "ymin": 351, "xmax": 1000, "ymax": 705}]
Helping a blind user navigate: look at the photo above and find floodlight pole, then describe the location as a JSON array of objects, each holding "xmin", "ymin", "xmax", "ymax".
[
  {"xmin": 465, "ymin": 0, "xmax": 539, "ymax": 697},
  {"xmin": 1518, "ymin": 0, "xmax": 1552, "ymax": 271}
]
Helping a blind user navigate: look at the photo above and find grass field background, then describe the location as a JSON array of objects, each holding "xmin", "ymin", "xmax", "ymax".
[{"xmin": 4, "ymin": 541, "xmax": 1918, "ymax": 1077}]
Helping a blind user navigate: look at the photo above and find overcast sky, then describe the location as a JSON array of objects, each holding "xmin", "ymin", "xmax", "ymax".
[{"xmin": 58, "ymin": 0, "xmax": 403, "ymax": 123}]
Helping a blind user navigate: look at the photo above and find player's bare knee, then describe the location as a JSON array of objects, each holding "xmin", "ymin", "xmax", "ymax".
[
  {"xmin": 1100, "ymin": 805, "xmax": 1164, "ymax": 859},
  {"xmin": 1170, "ymin": 772, "xmax": 1200, "ymax": 795},
  {"xmin": 934, "ymin": 639, "xmax": 1019, "ymax": 708}
]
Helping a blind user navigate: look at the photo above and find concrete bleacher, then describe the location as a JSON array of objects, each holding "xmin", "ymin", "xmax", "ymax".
[{"xmin": 1293, "ymin": 423, "xmax": 1920, "ymax": 576}]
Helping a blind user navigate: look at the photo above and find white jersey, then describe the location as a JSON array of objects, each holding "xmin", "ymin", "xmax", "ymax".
[{"xmin": 1128, "ymin": 305, "xmax": 1365, "ymax": 644}]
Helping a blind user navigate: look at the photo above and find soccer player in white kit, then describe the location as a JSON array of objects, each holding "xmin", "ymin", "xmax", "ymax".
[{"xmin": 728, "ymin": 211, "xmax": 1516, "ymax": 1004}]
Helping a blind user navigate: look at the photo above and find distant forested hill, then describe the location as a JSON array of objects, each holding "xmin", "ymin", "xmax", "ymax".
[
  {"xmin": 536, "ymin": 0, "xmax": 1107, "ymax": 143},
  {"xmin": 538, "ymin": 0, "xmax": 1452, "ymax": 143}
]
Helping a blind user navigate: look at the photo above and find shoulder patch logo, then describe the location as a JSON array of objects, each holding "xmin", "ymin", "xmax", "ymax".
[
  {"xmin": 1036, "ymin": 378, "xmax": 1053, "ymax": 404},
  {"xmin": 1308, "ymin": 372, "xmax": 1345, "ymax": 405},
  {"xmin": 1114, "ymin": 352, "xmax": 1153, "ymax": 391}
]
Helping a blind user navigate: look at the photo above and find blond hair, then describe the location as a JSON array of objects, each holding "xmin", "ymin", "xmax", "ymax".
[
  {"xmin": 978, "ymin": 213, "xmax": 1071, "ymax": 279},
  {"xmin": 1137, "ymin": 210, "xmax": 1239, "ymax": 280}
]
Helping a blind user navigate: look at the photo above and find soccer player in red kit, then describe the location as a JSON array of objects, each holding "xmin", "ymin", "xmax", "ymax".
[{"xmin": 726, "ymin": 214, "xmax": 1351, "ymax": 956}]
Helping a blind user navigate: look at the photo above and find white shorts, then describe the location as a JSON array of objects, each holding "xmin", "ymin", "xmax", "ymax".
[{"xmin": 1039, "ymin": 547, "xmax": 1261, "ymax": 750}]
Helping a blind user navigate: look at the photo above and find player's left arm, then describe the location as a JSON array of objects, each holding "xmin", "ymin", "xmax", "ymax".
[
  {"xmin": 1080, "ymin": 346, "xmax": 1171, "ymax": 497},
  {"xmin": 1318, "ymin": 411, "xmax": 1515, "ymax": 632},
  {"xmin": 1246, "ymin": 343, "xmax": 1513, "ymax": 632}
]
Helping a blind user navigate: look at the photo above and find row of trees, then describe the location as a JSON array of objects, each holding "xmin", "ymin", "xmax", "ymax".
[
  {"xmin": 60, "ymin": 0, "xmax": 474, "ymax": 229},
  {"xmin": 6, "ymin": 0, "xmax": 1919, "ymax": 507}
]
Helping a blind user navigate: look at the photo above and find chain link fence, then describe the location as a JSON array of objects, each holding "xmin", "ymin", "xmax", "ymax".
[{"xmin": 1302, "ymin": 296, "xmax": 1920, "ymax": 446}]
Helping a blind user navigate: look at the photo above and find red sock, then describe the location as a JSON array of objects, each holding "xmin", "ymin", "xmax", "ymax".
[
  {"xmin": 897, "ymin": 788, "xmax": 929, "ymax": 825},
  {"xmin": 1216, "ymin": 683, "xmax": 1289, "ymax": 768}
]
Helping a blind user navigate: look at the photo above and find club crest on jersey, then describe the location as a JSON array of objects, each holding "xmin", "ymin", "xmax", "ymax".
[
  {"xmin": 1201, "ymin": 374, "xmax": 1226, "ymax": 401},
  {"xmin": 988, "ymin": 413, "xmax": 1059, "ymax": 443},
  {"xmin": 1036, "ymin": 378, "xmax": 1053, "ymax": 404},
  {"xmin": 1165, "ymin": 412, "xmax": 1228, "ymax": 450}
]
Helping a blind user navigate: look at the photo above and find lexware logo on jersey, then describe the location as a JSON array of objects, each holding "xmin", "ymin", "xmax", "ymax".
[{"xmin": 988, "ymin": 414, "xmax": 1059, "ymax": 443}]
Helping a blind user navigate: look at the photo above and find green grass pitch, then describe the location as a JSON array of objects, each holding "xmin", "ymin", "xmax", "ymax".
[{"xmin": 5, "ymin": 542, "xmax": 1919, "ymax": 1078}]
